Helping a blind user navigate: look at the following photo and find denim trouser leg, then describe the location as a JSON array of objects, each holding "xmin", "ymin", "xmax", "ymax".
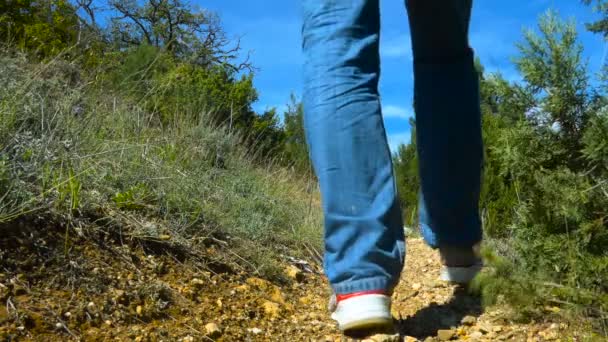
[
  {"xmin": 301, "ymin": 0, "xmax": 405, "ymax": 295},
  {"xmin": 406, "ymin": 0, "xmax": 483, "ymax": 248}
]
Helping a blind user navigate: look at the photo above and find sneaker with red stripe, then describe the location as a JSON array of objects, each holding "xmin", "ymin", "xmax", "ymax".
[{"xmin": 328, "ymin": 290, "xmax": 393, "ymax": 332}]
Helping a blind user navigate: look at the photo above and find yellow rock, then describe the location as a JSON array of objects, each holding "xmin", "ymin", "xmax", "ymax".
[
  {"xmin": 205, "ymin": 323, "xmax": 222, "ymax": 338},
  {"xmin": 262, "ymin": 300, "xmax": 281, "ymax": 319},
  {"xmin": 190, "ymin": 278, "xmax": 205, "ymax": 289},
  {"xmin": 270, "ymin": 287, "xmax": 286, "ymax": 304},
  {"xmin": 285, "ymin": 265, "xmax": 304, "ymax": 281},
  {"xmin": 247, "ymin": 277, "xmax": 271, "ymax": 290},
  {"xmin": 299, "ymin": 295, "xmax": 314, "ymax": 305},
  {"xmin": 234, "ymin": 284, "xmax": 250, "ymax": 292}
]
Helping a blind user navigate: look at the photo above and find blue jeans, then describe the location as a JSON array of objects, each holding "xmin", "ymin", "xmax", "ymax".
[{"xmin": 301, "ymin": 0, "xmax": 483, "ymax": 295}]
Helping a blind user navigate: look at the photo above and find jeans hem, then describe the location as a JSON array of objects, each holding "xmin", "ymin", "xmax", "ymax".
[
  {"xmin": 420, "ymin": 222, "xmax": 482, "ymax": 249},
  {"xmin": 332, "ymin": 276, "xmax": 395, "ymax": 295}
]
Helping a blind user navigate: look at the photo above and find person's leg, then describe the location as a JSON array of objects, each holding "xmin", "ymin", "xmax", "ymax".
[
  {"xmin": 405, "ymin": 0, "xmax": 483, "ymax": 250},
  {"xmin": 301, "ymin": 0, "xmax": 405, "ymax": 297}
]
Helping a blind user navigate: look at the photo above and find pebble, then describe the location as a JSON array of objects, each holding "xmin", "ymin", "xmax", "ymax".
[
  {"xmin": 461, "ymin": 315, "xmax": 477, "ymax": 326},
  {"xmin": 470, "ymin": 331, "xmax": 483, "ymax": 339},
  {"xmin": 262, "ymin": 300, "xmax": 281, "ymax": 319},
  {"xmin": 286, "ymin": 265, "xmax": 304, "ymax": 282},
  {"xmin": 248, "ymin": 327, "xmax": 263, "ymax": 334},
  {"xmin": 362, "ymin": 334, "xmax": 400, "ymax": 342},
  {"xmin": 437, "ymin": 329, "xmax": 456, "ymax": 341},
  {"xmin": 205, "ymin": 323, "xmax": 222, "ymax": 338},
  {"xmin": 136, "ymin": 305, "xmax": 143, "ymax": 316}
]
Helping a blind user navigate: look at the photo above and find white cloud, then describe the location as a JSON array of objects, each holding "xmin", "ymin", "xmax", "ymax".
[
  {"xmin": 383, "ymin": 105, "xmax": 413, "ymax": 119},
  {"xmin": 388, "ymin": 131, "xmax": 412, "ymax": 153}
]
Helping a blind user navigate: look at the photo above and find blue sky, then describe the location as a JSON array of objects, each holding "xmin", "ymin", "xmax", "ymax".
[{"xmin": 203, "ymin": 0, "xmax": 605, "ymax": 152}]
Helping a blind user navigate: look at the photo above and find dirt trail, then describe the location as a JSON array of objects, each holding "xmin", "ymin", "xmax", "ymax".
[{"xmin": 0, "ymin": 224, "xmax": 575, "ymax": 341}]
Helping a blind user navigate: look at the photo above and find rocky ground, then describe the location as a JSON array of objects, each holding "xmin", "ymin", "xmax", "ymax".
[{"xmin": 0, "ymin": 221, "xmax": 594, "ymax": 341}]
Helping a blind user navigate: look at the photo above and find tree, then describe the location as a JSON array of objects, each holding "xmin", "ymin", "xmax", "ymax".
[
  {"xmin": 582, "ymin": 0, "xmax": 608, "ymax": 37},
  {"xmin": 282, "ymin": 94, "xmax": 311, "ymax": 172},
  {"xmin": 514, "ymin": 10, "xmax": 596, "ymax": 169},
  {"xmin": 392, "ymin": 117, "xmax": 418, "ymax": 226},
  {"xmin": 0, "ymin": 0, "xmax": 80, "ymax": 57},
  {"xmin": 108, "ymin": 0, "xmax": 251, "ymax": 71}
]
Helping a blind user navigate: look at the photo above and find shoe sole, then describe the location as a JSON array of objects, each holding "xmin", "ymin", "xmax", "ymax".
[{"xmin": 341, "ymin": 317, "xmax": 394, "ymax": 332}]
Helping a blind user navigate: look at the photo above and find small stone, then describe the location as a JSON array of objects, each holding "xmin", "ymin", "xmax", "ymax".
[
  {"xmin": 299, "ymin": 295, "xmax": 314, "ymax": 305},
  {"xmin": 190, "ymin": 278, "xmax": 205, "ymax": 289},
  {"xmin": 234, "ymin": 284, "xmax": 250, "ymax": 292},
  {"xmin": 182, "ymin": 336, "xmax": 194, "ymax": 342},
  {"xmin": 216, "ymin": 299, "xmax": 223, "ymax": 309},
  {"xmin": 205, "ymin": 323, "xmax": 222, "ymax": 338},
  {"xmin": 461, "ymin": 315, "xmax": 477, "ymax": 326},
  {"xmin": 437, "ymin": 329, "xmax": 456, "ymax": 341},
  {"xmin": 87, "ymin": 302, "xmax": 96, "ymax": 309},
  {"xmin": 470, "ymin": 331, "xmax": 483, "ymax": 339},
  {"xmin": 63, "ymin": 312, "xmax": 71, "ymax": 318},
  {"xmin": 136, "ymin": 305, "xmax": 143, "ymax": 316},
  {"xmin": 477, "ymin": 323, "xmax": 491, "ymax": 334},
  {"xmin": 549, "ymin": 323, "xmax": 558, "ymax": 330},
  {"xmin": 16, "ymin": 326, "xmax": 25, "ymax": 331},
  {"xmin": 362, "ymin": 334, "xmax": 400, "ymax": 342},
  {"xmin": 262, "ymin": 301, "xmax": 281, "ymax": 319},
  {"xmin": 55, "ymin": 323, "xmax": 63, "ymax": 329},
  {"xmin": 412, "ymin": 283, "xmax": 422, "ymax": 291},
  {"xmin": 248, "ymin": 327, "xmax": 263, "ymax": 334},
  {"xmin": 270, "ymin": 287, "xmax": 285, "ymax": 304},
  {"xmin": 104, "ymin": 320, "xmax": 112, "ymax": 326},
  {"xmin": 247, "ymin": 277, "xmax": 271, "ymax": 290},
  {"xmin": 404, "ymin": 336, "xmax": 418, "ymax": 342},
  {"xmin": 285, "ymin": 265, "xmax": 304, "ymax": 282}
]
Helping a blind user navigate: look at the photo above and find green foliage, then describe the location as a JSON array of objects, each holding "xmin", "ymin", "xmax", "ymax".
[
  {"xmin": 113, "ymin": 184, "xmax": 151, "ymax": 211},
  {"xmin": 0, "ymin": 0, "xmax": 80, "ymax": 58},
  {"xmin": 515, "ymin": 10, "xmax": 594, "ymax": 163},
  {"xmin": 0, "ymin": 53, "xmax": 322, "ymax": 280},
  {"xmin": 393, "ymin": 117, "xmax": 418, "ymax": 227},
  {"xmin": 282, "ymin": 94, "xmax": 312, "ymax": 173},
  {"xmin": 582, "ymin": 0, "xmax": 608, "ymax": 37}
]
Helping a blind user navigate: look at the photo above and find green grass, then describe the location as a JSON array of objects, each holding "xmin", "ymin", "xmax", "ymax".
[{"xmin": 0, "ymin": 51, "xmax": 323, "ymax": 280}]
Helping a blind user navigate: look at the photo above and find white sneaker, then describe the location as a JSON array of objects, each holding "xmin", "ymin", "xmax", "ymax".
[
  {"xmin": 440, "ymin": 263, "xmax": 483, "ymax": 283},
  {"xmin": 439, "ymin": 244, "xmax": 483, "ymax": 284},
  {"xmin": 328, "ymin": 291, "xmax": 393, "ymax": 332}
]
